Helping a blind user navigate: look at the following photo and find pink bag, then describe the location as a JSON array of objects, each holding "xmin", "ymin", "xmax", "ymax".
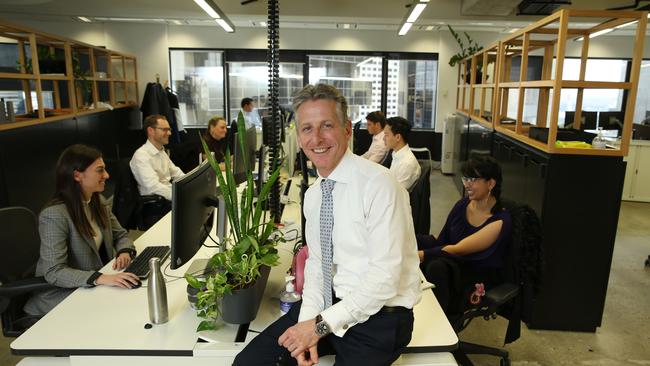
[{"xmin": 291, "ymin": 245, "xmax": 309, "ymax": 294}]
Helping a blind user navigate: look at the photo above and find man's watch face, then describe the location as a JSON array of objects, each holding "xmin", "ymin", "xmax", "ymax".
[
  {"xmin": 315, "ymin": 315, "xmax": 330, "ymax": 336},
  {"xmin": 316, "ymin": 321, "xmax": 330, "ymax": 336}
]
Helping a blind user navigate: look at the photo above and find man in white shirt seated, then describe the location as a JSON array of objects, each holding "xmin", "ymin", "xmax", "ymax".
[
  {"xmin": 360, "ymin": 111, "xmax": 389, "ymax": 163},
  {"xmin": 384, "ymin": 116, "xmax": 421, "ymax": 190},
  {"xmin": 241, "ymin": 97, "xmax": 262, "ymax": 129},
  {"xmin": 129, "ymin": 114, "xmax": 184, "ymax": 227},
  {"xmin": 233, "ymin": 84, "xmax": 421, "ymax": 366}
]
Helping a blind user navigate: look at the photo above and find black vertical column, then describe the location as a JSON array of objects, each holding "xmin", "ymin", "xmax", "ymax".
[{"xmin": 267, "ymin": 0, "xmax": 282, "ymax": 222}]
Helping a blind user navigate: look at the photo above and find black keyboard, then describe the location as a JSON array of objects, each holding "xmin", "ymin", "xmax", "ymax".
[{"xmin": 125, "ymin": 245, "xmax": 171, "ymax": 279}]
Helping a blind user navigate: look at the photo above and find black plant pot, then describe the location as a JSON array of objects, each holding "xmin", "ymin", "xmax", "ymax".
[{"xmin": 221, "ymin": 265, "xmax": 271, "ymax": 324}]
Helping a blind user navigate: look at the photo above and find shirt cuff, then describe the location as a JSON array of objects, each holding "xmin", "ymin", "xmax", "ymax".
[
  {"xmin": 86, "ymin": 271, "xmax": 102, "ymax": 287},
  {"xmin": 319, "ymin": 302, "xmax": 357, "ymax": 337}
]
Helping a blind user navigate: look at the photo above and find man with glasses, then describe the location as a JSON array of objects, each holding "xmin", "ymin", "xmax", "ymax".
[{"xmin": 130, "ymin": 115, "xmax": 185, "ymax": 225}]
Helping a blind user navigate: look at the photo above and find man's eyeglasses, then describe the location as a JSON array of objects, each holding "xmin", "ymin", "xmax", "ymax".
[
  {"xmin": 154, "ymin": 127, "xmax": 172, "ymax": 133},
  {"xmin": 461, "ymin": 176, "xmax": 482, "ymax": 185}
]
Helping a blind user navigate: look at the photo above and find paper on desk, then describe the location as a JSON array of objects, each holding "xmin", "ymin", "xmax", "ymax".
[{"xmin": 419, "ymin": 271, "xmax": 435, "ymax": 291}]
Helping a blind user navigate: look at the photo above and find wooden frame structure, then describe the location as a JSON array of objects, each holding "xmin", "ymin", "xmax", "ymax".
[
  {"xmin": 0, "ymin": 19, "xmax": 139, "ymax": 132},
  {"xmin": 456, "ymin": 9, "xmax": 648, "ymax": 156}
]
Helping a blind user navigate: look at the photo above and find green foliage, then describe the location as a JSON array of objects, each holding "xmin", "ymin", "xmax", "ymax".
[
  {"xmin": 186, "ymin": 111, "xmax": 283, "ymax": 331},
  {"xmin": 447, "ymin": 25, "xmax": 483, "ymax": 67}
]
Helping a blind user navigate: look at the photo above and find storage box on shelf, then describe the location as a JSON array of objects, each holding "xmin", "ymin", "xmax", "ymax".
[
  {"xmin": 490, "ymin": 9, "xmax": 647, "ymax": 156},
  {"xmin": 0, "ymin": 19, "xmax": 139, "ymax": 131}
]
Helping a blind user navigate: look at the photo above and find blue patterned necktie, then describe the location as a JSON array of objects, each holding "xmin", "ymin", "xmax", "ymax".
[{"xmin": 320, "ymin": 178, "xmax": 336, "ymax": 309}]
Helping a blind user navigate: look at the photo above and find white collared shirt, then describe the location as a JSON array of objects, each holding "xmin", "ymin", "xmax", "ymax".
[
  {"xmin": 242, "ymin": 108, "xmax": 262, "ymax": 129},
  {"xmin": 361, "ymin": 130, "xmax": 389, "ymax": 163},
  {"xmin": 298, "ymin": 150, "xmax": 421, "ymax": 337},
  {"xmin": 129, "ymin": 140, "xmax": 184, "ymax": 201},
  {"xmin": 389, "ymin": 144, "xmax": 421, "ymax": 190}
]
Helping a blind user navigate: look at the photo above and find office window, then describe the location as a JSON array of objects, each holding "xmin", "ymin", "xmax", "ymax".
[
  {"xmin": 228, "ymin": 62, "xmax": 303, "ymax": 125},
  {"xmin": 169, "ymin": 49, "xmax": 225, "ymax": 127},
  {"xmin": 309, "ymin": 55, "xmax": 382, "ymax": 123},
  {"xmin": 387, "ymin": 59, "xmax": 438, "ymax": 129},
  {"xmin": 634, "ymin": 60, "xmax": 650, "ymax": 123},
  {"xmin": 551, "ymin": 58, "xmax": 627, "ymax": 126}
]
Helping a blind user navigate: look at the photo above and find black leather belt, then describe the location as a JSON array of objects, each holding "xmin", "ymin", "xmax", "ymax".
[{"xmin": 380, "ymin": 306, "xmax": 412, "ymax": 313}]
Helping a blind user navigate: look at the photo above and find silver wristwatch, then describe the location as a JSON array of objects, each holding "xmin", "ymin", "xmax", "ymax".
[{"xmin": 315, "ymin": 314, "xmax": 331, "ymax": 337}]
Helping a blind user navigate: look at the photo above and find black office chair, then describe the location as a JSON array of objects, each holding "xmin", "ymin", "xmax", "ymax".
[
  {"xmin": 111, "ymin": 158, "xmax": 166, "ymax": 231},
  {"xmin": 450, "ymin": 200, "xmax": 544, "ymax": 366},
  {"xmin": 380, "ymin": 149, "xmax": 393, "ymax": 168},
  {"xmin": 409, "ymin": 159, "xmax": 431, "ymax": 235},
  {"xmin": 0, "ymin": 207, "xmax": 54, "ymax": 337}
]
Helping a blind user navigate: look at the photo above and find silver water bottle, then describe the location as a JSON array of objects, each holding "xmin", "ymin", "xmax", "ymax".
[{"xmin": 147, "ymin": 257, "xmax": 169, "ymax": 324}]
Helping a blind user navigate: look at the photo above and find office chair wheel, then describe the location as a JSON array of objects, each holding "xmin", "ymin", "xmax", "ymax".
[
  {"xmin": 645, "ymin": 256, "xmax": 650, "ymax": 267},
  {"xmin": 500, "ymin": 357, "xmax": 511, "ymax": 366}
]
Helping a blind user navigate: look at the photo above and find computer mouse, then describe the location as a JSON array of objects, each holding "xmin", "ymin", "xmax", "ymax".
[{"xmin": 130, "ymin": 279, "xmax": 142, "ymax": 289}]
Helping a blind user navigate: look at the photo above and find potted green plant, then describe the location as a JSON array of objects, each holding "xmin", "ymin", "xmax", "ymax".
[
  {"xmin": 447, "ymin": 25, "xmax": 485, "ymax": 84},
  {"xmin": 185, "ymin": 111, "xmax": 283, "ymax": 331}
]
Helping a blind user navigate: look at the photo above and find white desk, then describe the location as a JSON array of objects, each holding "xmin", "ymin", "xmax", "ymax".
[{"xmin": 13, "ymin": 179, "xmax": 457, "ymax": 365}]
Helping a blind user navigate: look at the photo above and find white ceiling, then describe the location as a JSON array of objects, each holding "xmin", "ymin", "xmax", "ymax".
[{"xmin": 0, "ymin": 0, "xmax": 646, "ymax": 33}]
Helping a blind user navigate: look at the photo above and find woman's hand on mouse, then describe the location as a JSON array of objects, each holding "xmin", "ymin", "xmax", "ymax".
[
  {"xmin": 113, "ymin": 252, "xmax": 133, "ymax": 270},
  {"xmin": 97, "ymin": 272, "xmax": 140, "ymax": 288}
]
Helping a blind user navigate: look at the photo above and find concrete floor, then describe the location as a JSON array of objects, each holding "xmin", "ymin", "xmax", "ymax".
[{"xmin": 1, "ymin": 169, "xmax": 649, "ymax": 365}]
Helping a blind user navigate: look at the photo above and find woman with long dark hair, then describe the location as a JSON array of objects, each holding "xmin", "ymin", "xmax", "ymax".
[
  {"xmin": 418, "ymin": 155, "xmax": 512, "ymax": 314},
  {"xmin": 24, "ymin": 144, "xmax": 140, "ymax": 316}
]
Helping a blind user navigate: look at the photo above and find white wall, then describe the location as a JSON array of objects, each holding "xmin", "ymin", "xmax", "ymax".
[{"xmin": 17, "ymin": 19, "xmax": 650, "ymax": 132}]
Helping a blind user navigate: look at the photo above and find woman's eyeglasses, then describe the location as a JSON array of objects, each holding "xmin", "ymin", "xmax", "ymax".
[{"xmin": 461, "ymin": 176, "xmax": 482, "ymax": 185}]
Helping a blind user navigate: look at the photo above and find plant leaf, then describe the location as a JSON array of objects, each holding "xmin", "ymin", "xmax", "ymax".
[
  {"xmin": 185, "ymin": 273, "xmax": 204, "ymax": 289},
  {"xmin": 197, "ymin": 320, "xmax": 217, "ymax": 332}
]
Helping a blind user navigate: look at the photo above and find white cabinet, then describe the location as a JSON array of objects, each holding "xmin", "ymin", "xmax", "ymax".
[{"xmin": 623, "ymin": 140, "xmax": 650, "ymax": 202}]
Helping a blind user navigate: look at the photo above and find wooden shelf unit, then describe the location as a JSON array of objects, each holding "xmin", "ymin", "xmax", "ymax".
[
  {"xmin": 456, "ymin": 42, "xmax": 500, "ymax": 130},
  {"xmin": 456, "ymin": 9, "xmax": 648, "ymax": 156},
  {"xmin": 0, "ymin": 19, "xmax": 139, "ymax": 131}
]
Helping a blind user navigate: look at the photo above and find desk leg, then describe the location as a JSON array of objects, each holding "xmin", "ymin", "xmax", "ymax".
[{"xmin": 235, "ymin": 323, "xmax": 250, "ymax": 342}]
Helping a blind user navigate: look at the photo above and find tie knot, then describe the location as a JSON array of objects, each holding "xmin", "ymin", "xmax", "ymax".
[{"xmin": 321, "ymin": 179, "xmax": 335, "ymax": 195}]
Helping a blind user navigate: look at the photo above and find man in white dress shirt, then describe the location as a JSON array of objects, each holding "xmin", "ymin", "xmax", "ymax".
[
  {"xmin": 241, "ymin": 97, "xmax": 262, "ymax": 129},
  {"xmin": 129, "ymin": 115, "xmax": 184, "ymax": 226},
  {"xmin": 233, "ymin": 84, "xmax": 421, "ymax": 366},
  {"xmin": 384, "ymin": 116, "xmax": 421, "ymax": 191},
  {"xmin": 360, "ymin": 111, "xmax": 389, "ymax": 163}
]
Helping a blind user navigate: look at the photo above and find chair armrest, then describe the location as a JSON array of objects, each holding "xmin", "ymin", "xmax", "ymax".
[
  {"xmin": 0, "ymin": 277, "xmax": 54, "ymax": 298},
  {"xmin": 484, "ymin": 283, "xmax": 519, "ymax": 306},
  {"xmin": 139, "ymin": 194, "xmax": 166, "ymax": 205}
]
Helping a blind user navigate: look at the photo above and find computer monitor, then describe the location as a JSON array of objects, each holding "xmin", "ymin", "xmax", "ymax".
[
  {"xmin": 598, "ymin": 111, "xmax": 624, "ymax": 133},
  {"xmin": 232, "ymin": 126, "xmax": 258, "ymax": 185},
  {"xmin": 170, "ymin": 159, "xmax": 220, "ymax": 270},
  {"xmin": 564, "ymin": 111, "xmax": 597, "ymax": 130}
]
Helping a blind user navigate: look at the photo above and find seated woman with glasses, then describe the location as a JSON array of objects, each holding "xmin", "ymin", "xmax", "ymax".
[
  {"xmin": 24, "ymin": 144, "xmax": 140, "ymax": 317},
  {"xmin": 201, "ymin": 115, "xmax": 228, "ymax": 171},
  {"xmin": 417, "ymin": 155, "xmax": 512, "ymax": 314}
]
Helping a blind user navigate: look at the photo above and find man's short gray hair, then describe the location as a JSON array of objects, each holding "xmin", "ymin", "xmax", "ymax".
[{"xmin": 292, "ymin": 84, "xmax": 349, "ymax": 127}]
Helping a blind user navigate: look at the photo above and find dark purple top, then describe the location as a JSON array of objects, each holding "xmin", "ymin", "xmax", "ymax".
[{"xmin": 418, "ymin": 197, "xmax": 512, "ymax": 268}]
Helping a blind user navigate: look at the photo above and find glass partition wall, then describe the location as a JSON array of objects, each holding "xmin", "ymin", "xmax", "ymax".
[{"xmin": 170, "ymin": 49, "xmax": 438, "ymax": 129}]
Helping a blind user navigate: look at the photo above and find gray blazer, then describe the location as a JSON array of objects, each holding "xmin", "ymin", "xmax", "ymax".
[{"xmin": 24, "ymin": 197, "xmax": 135, "ymax": 316}]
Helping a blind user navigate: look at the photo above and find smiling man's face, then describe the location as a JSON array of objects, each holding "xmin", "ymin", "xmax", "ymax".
[{"xmin": 296, "ymin": 99, "xmax": 351, "ymax": 178}]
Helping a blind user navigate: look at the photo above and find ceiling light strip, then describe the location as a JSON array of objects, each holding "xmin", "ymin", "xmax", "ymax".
[
  {"xmin": 77, "ymin": 16, "xmax": 92, "ymax": 23},
  {"xmin": 398, "ymin": 0, "xmax": 428, "ymax": 36},
  {"xmin": 193, "ymin": 0, "xmax": 235, "ymax": 33}
]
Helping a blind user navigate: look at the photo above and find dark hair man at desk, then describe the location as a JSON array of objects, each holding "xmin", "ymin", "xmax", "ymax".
[
  {"xmin": 233, "ymin": 84, "xmax": 421, "ymax": 366},
  {"xmin": 129, "ymin": 114, "xmax": 184, "ymax": 226},
  {"xmin": 361, "ymin": 110, "xmax": 388, "ymax": 163}
]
